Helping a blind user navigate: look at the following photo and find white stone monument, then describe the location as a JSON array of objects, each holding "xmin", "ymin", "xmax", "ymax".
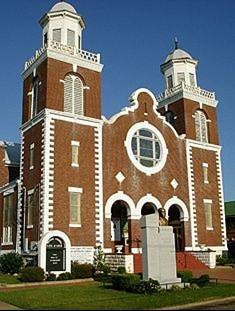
[{"xmin": 140, "ymin": 213, "xmax": 181, "ymax": 287}]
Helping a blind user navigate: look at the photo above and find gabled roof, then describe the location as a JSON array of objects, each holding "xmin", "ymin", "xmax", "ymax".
[
  {"xmin": 0, "ymin": 141, "xmax": 20, "ymax": 166},
  {"xmin": 225, "ymin": 201, "xmax": 235, "ymax": 217}
]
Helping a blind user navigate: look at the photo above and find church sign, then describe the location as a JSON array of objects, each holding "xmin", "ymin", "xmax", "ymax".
[{"xmin": 46, "ymin": 237, "xmax": 65, "ymax": 272}]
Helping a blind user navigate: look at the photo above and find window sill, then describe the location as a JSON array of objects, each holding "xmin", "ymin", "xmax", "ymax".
[
  {"xmin": 204, "ymin": 181, "xmax": 209, "ymax": 184},
  {"xmin": 29, "ymin": 166, "xmax": 34, "ymax": 170},
  {"xmin": 206, "ymin": 227, "xmax": 214, "ymax": 231},
  {"xmin": 27, "ymin": 225, "xmax": 34, "ymax": 229},
  {"xmin": 1, "ymin": 242, "xmax": 13, "ymax": 246},
  {"xmin": 69, "ymin": 224, "xmax": 81, "ymax": 228},
  {"xmin": 71, "ymin": 164, "xmax": 79, "ymax": 168}
]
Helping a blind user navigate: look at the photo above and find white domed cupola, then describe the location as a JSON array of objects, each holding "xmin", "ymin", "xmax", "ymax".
[
  {"xmin": 160, "ymin": 38, "xmax": 198, "ymax": 90},
  {"xmin": 39, "ymin": 1, "xmax": 85, "ymax": 51}
]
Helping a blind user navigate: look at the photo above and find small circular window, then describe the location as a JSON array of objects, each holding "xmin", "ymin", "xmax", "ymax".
[
  {"xmin": 131, "ymin": 129, "xmax": 161, "ymax": 167},
  {"xmin": 125, "ymin": 122, "xmax": 168, "ymax": 175}
]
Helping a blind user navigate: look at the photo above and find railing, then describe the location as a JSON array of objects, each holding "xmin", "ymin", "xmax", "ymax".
[
  {"xmin": 24, "ymin": 40, "xmax": 100, "ymax": 70},
  {"xmin": 156, "ymin": 82, "xmax": 215, "ymax": 102}
]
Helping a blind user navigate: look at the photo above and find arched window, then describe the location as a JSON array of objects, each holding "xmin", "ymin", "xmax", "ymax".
[
  {"xmin": 64, "ymin": 74, "xmax": 84, "ymax": 115},
  {"xmin": 31, "ymin": 78, "xmax": 39, "ymax": 118},
  {"xmin": 195, "ymin": 110, "xmax": 208, "ymax": 143}
]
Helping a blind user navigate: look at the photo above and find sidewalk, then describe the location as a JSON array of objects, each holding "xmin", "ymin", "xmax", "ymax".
[
  {"xmin": 157, "ymin": 296, "xmax": 235, "ymax": 310},
  {"xmin": 0, "ymin": 301, "xmax": 20, "ymax": 310}
]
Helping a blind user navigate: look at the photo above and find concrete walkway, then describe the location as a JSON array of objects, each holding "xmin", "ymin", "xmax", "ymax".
[
  {"xmin": 0, "ymin": 301, "xmax": 20, "ymax": 310},
  {"xmin": 157, "ymin": 296, "xmax": 235, "ymax": 310}
]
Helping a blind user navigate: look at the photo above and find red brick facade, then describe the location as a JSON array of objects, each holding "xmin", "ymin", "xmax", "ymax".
[{"xmin": 0, "ymin": 2, "xmax": 227, "ymax": 272}]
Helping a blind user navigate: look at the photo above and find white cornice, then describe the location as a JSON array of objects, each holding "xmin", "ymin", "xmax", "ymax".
[
  {"xmin": 157, "ymin": 84, "xmax": 218, "ymax": 108},
  {"xmin": 22, "ymin": 46, "xmax": 103, "ymax": 79},
  {"xmin": 0, "ymin": 179, "xmax": 19, "ymax": 194},
  {"xmin": 186, "ymin": 139, "xmax": 221, "ymax": 151},
  {"xmin": 21, "ymin": 109, "xmax": 103, "ymax": 134}
]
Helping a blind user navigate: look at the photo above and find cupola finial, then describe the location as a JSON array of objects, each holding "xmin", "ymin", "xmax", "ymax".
[{"xmin": 174, "ymin": 37, "xmax": 179, "ymax": 50}]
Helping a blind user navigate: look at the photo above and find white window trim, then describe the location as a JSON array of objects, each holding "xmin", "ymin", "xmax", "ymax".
[
  {"xmin": 71, "ymin": 163, "xmax": 80, "ymax": 168},
  {"xmin": 27, "ymin": 189, "xmax": 34, "ymax": 229},
  {"xmin": 203, "ymin": 199, "xmax": 213, "ymax": 230},
  {"xmin": 64, "ymin": 74, "xmax": 84, "ymax": 115},
  {"xmin": 29, "ymin": 143, "xmax": 35, "ymax": 170},
  {"xmin": 3, "ymin": 189, "xmax": 14, "ymax": 196},
  {"xmin": 71, "ymin": 141, "xmax": 80, "ymax": 147},
  {"xmin": 68, "ymin": 187, "xmax": 83, "ymax": 193},
  {"xmin": 69, "ymin": 224, "xmax": 82, "ymax": 228},
  {"xmin": 2, "ymin": 194, "xmax": 14, "ymax": 244},
  {"xmin": 2, "ymin": 226, "xmax": 13, "ymax": 244},
  {"xmin": 68, "ymin": 187, "xmax": 83, "ymax": 227},
  {"xmin": 203, "ymin": 199, "xmax": 212, "ymax": 203},
  {"xmin": 71, "ymin": 141, "xmax": 80, "ymax": 168},
  {"xmin": 195, "ymin": 110, "xmax": 208, "ymax": 143},
  {"xmin": 202, "ymin": 162, "xmax": 209, "ymax": 184},
  {"xmin": 124, "ymin": 121, "xmax": 168, "ymax": 176}
]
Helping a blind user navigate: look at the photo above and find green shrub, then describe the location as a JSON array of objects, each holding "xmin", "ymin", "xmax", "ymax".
[
  {"xmin": 216, "ymin": 254, "xmax": 229, "ymax": 266},
  {"xmin": 0, "ymin": 252, "xmax": 24, "ymax": 275},
  {"xmin": 117, "ymin": 266, "xmax": 126, "ymax": 274},
  {"xmin": 195, "ymin": 274, "xmax": 210, "ymax": 287},
  {"xmin": 177, "ymin": 270, "xmax": 193, "ymax": 283},
  {"xmin": 111, "ymin": 273, "xmax": 141, "ymax": 291},
  {"xmin": 57, "ymin": 272, "xmax": 72, "ymax": 281},
  {"xmin": 71, "ymin": 262, "xmax": 94, "ymax": 279},
  {"xmin": 19, "ymin": 267, "xmax": 45, "ymax": 282},
  {"xmin": 46, "ymin": 273, "xmax": 57, "ymax": 281},
  {"xmin": 93, "ymin": 272, "xmax": 112, "ymax": 285},
  {"xmin": 191, "ymin": 274, "xmax": 210, "ymax": 287},
  {"xmin": 134, "ymin": 279, "xmax": 160, "ymax": 294}
]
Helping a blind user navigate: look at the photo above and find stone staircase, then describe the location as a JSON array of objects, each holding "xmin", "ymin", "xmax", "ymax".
[
  {"xmin": 106, "ymin": 252, "xmax": 210, "ymax": 274},
  {"xmin": 176, "ymin": 252, "xmax": 209, "ymax": 270}
]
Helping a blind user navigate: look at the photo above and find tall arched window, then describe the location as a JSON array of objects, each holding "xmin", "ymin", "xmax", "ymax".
[
  {"xmin": 64, "ymin": 74, "xmax": 84, "ymax": 115},
  {"xmin": 195, "ymin": 110, "xmax": 208, "ymax": 143},
  {"xmin": 31, "ymin": 77, "xmax": 39, "ymax": 118}
]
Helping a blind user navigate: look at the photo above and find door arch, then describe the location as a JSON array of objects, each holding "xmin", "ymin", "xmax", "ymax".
[{"xmin": 111, "ymin": 200, "xmax": 130, "ymax": 254}]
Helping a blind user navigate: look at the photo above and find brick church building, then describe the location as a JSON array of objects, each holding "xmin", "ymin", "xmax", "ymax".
[{"xmin": 0, "ymin": 1, "xmax": 227, "ymax": 273}]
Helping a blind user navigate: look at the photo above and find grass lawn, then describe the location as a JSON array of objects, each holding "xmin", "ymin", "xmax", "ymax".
[
  {"xmin": 0, "ymin": 282, "xmax": 235, "ymax": 310},
  {"xmin": 0, "ymin": 274, "xmax": 21, "ymax": 284}
]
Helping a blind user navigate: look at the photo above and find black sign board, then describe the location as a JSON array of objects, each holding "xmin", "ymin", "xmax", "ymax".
[{"xmin": 46, "ymin": 237, "xmax": 65, "ymax": 272}]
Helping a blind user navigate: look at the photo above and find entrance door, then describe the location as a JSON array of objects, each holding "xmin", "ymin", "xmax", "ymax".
[
  {"xmin": 168, "ymin": 205, "xmax": 185, "ymax": 252},
  {"xmin": 111, "ymin": 200, "xmax": 129, "ymax": 253}
]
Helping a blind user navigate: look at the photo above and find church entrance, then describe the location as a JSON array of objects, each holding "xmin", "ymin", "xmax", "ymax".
[
  {"xmin": 168, "ymin": 205, "xmax": 185, "ymax": 252},
  {"xmin": 111, "ymin": 200, "xmax": 130, "ymax": 254}
]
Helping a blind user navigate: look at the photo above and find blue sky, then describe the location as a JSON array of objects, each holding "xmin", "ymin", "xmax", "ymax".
[{"xmin": 0, "ymin": 0, "xmax": 234, "ymax": 201}]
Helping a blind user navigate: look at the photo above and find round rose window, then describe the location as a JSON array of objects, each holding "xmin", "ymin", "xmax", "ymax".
[
  {"xmin": 125, "ymin": 122, "xmax": 168, "ymax": 175},
  {"xmin": 131, "ymin": 129, "xmax": 161, "ymax": 167}
]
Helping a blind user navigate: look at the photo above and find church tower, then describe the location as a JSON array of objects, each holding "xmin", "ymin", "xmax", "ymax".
[
  {"xmin": 158, "ymin": 40, "xmax": 219, "ymax": 144},
  {"xmin": 157, "ymin": 41, "xmax": 227, "ymax": 253},
  {"xmin": 18, "ymin": 1, "xmax": 104, "ymax": 266}
]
